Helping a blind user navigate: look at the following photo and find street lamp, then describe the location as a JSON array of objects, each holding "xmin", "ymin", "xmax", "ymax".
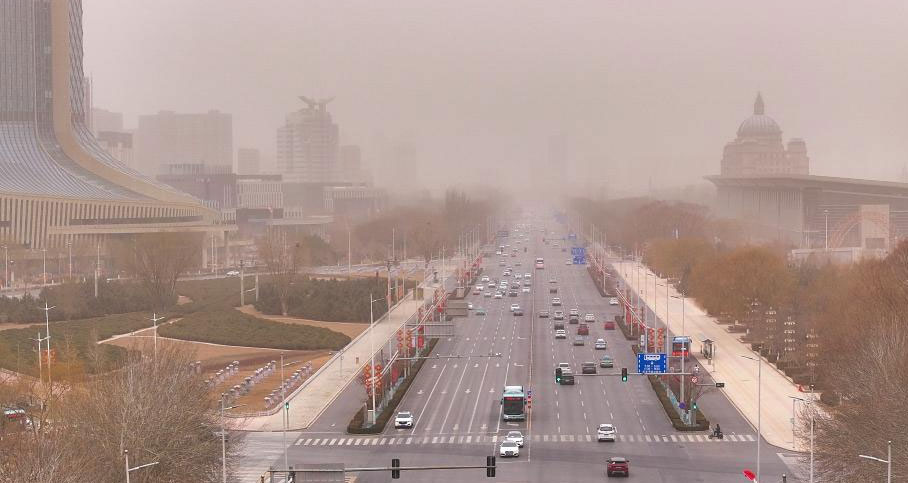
[
  {"xmin": 41, "ymin": 247, "xmax": 47, "ymax": 286},
  {"xmin": 741, "ymin": 353, "xmax": 762, "ymax": 483},
  {"xmin": 149, "ymin": 312, "xmax": 165, "ymax": 361},
  {"xmin": 858, "ymin": 440, "xmax": 892, "ymax": 483},
  {"xmin": 124, "ymin": 449, "xmax": 159, "ymax": 483},
  {"xmin": 671, "ymin": 293, "xmax": 687, "ymax": 417},
  {"xmin": 368, "ymin": 292, "xmax": 384, "ymax": 425},
  {"xmin": 3, "ymin": 245, "xmax": 8, "ymax": 289},
  {"xmin": 790, "ymin": 395, "xmax": 814, "ymax": 483},
  {"xmin": 824, "ymin": 209, "xmax": 829, "ymax": 251},
  {"xmin": 41, "ymin": 302, "xmax": 54, "ymax": 388}
]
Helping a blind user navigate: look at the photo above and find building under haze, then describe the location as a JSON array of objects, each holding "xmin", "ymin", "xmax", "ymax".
[
  {"xmin": 720, "ymin": 93, "xmax": 809, "ymax": 177},
  {"xmin": 237, "ymin": 147, "xmax": 261, "ymax": 175},
  {"xmin": 710, "ymin": 94, "xmax": 908, "ymax": 259},
  {"xmin": 277, "ymin": 97, "xmax": 340, "ymax": 184},
  {"xmin": 0, "ymin": 0, "xmax": 219, "ymax": 266},
  {"xmin": 134, "ymin": 110, "xmax": 233, "ymax": 175}
]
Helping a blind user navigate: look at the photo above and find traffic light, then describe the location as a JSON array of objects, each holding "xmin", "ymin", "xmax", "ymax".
[
  {"xmin": 486, "ymin": 455, "xmax": 496, "ymax": 477},
  {"xmin": 692, "ymin": 400, "xmax": 698, "ymax": 410},
  {"xmin": 555, "ymin": 367, "xmax": 563, "ymax": 383},
  {"xmin": 391, "ymin": 458, "xmax": 400, "ymax": 479},
  {"xmin": 621, "ymin": 368, "xmax": 628, "ymax": 382}
]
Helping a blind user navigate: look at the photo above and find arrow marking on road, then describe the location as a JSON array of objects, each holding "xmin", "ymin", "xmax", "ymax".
[
  {"xmin": 489, "ymin": 388, "xmax": 495, "ymax": 393},
  {"xmin": 432, "ymin": 364, "xmax": 437, "ymax": 369},
  {"xmin": 417, "ymin": 389, "xmax": 423, "ymax": 395},
  {"xmin": 474, "ymin": 363, "xmax": 479, "ymax": 368},
  {"xmin": 465, "ymin": 388, "xmax": 471, "ymax": 394}
]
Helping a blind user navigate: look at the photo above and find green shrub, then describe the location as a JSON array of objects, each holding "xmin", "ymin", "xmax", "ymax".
[
  {"xmin": 255, "ymin": 277, "xmax": 416, "ymax": 323},
  {"xmin": 647, "ymin": 375, "xmax": 710, "ymax": 431},
  {"xmin": 173, "ymin": 277, "xmax": 243, "ymax": 314},
  {"xmin": 0, "ymin": 282, "xmax": 165, "ymax": 324},
  {"xmin": 158, "ymin": 309, "xmax": 350, "ymax": 350}
]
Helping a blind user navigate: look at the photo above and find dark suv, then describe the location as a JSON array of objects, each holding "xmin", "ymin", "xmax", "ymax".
[
  {"xmin": 581, "ymin": 362, "xmax": 597, "ymax": 374},
  {"xmin": 606, "ymin": 457, "xmax": 629, "ymax": 477}
]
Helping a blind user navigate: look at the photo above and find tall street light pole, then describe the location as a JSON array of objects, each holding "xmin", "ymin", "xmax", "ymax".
[
  {"xmin": 67, "ymin": 241, "xmax": 72, "ymax": 281},
  {"xmin": 220, "ymin": 399, "xmax": 245, "ymax": 483},
  {"xmin": 369, "ymin": 293, "xmax": 383, "ymax": 424},
  {"xmin": 41, "ymin": 302, "xmax": 54, "ymax": 388},
  {"xmin": 741, "ymin": 353, "xmax": 762, "ymax": 482},
  {"xmin": 3, "ymin": 245, "xmax": 7, "ymax": 289},
  {"xmin": 858, "ymin": 440, "xmax": 892, "ymax": 483},
  {"xmin": 672, "ymin": 293, "xmax": 686, "ymax": 415},
  {"xmin": 149, "ymin": 312, "xmax": 165, "ymax": 361},
  {"xmin": 824, "ymin": 209, "xmax": 829, "ymax": 251},
  {"xmin": 41, "ymin": 248, "xmax": 47, "ymax": 286}
]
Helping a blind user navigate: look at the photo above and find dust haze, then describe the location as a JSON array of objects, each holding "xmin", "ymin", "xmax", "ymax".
[{"xmin": 83, "ymin": 0, "xmax": 908, "ymax": 199}]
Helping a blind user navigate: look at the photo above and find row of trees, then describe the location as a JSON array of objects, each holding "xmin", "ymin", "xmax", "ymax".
[
  {"xmin": 254, "ymin": 276, "xmax": 414, "ymax": 323},
  {"xmin": 0, "ymin": 346, "xmax": 241, "ymax": 482}
]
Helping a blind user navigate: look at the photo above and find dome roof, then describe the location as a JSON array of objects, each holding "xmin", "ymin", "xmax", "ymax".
[{"xmin": 736, "ymin": 92, "xmax": 782, "ymax": 138}]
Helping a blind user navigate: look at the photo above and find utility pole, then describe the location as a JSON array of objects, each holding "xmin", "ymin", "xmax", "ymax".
[
  {"xmin": 41, "ymin": 302, "xmax": 54, "ymax": 388},
  {"xmin": 239, "ymin": 260, "xmax": 245, "ymax": 306},
  {"xmin": 41, "ymin": 248, "xmax": 46, "ymax": 286},
  {"xmin": 149, "ymin": 312, "xmax": 165, "ymax": 361},
  {"xmin": 3, "ymin": 245, "xmax": 7, "ymax": 289},
  {"xmin": 67, "ymin": 241, "xmax": 72, "ymax": 281},
  {"xmin": 94, "ymin": 241, "xmax": 100, "ymax": 298}
]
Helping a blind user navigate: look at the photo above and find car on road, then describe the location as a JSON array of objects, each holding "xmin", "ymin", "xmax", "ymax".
[
  {"xmin": 515, "ymin": 261, "xmax": 521, "ymax": 266},
  {"xmin": 481, "ymin": 276, "xmax": 490, "ymax": 283},
  {"xmin": 226, "ymin": 270, "xmax": 240, "ymax": 277},
  {"xmin": 597, "ymin": 423, "xmax": 617, "ymax": 442},
  {"xmin": 569, "ymin": 314, "xmax": 579, "ymax": 324},
  {"xmin": 504, "ymin": 431, "xmax": 524, "ymax": 447},
  {"xmin": 555, "ymin": 329, "xmax": 567, "ymax": 339},
  {"xmin": 594, "ymin": 338, "xmax": 607, "ymax": 350},
  {"xmin": 553, "ymin": 310, "xmax": 564, "ymax": 320},
  {"xmin": 487, "ymin": 282, "xmax": 496, "ymax": 289},
  {"xmin": 599, "ymin": 355, "xmax": 614, "ymax": 368},
  {"xmin": 581, "ymin": 362, "xmax": 597, "ymax": 374},
  {"xmin": 499, "ymin": 440, "xmax": 520, "ymax": 457},
  {"xmin": 510, "ymin": 303, "xmax": 520, "ymax": 312},
  {"xmin": 524, "ymin": 273, "xmax": 531, "ymax": 279},
  {"xmin": 561, "ymin": 368, "xmax": 575, "ymax": 385},
  {"xmin": 499, "ymin": 260, "xmax": 506, "ymax": 266},
  {"xmin": 548, "ymin": 278, "xmax": 557, "ymax": 284},
  {"xmin": 509, "ymin": 290, "xmax": 519, "ymax": 297},
  {"xmin": 577, "ymin": 323, "xmax": 589, "ymax": 336},
  {"xmin": 494, "ymin": 292, "xmax": 503, "ymax": 299},
  {"xmin": 521, "ymin": 287, "xmax": 531, "ymax": 293},
  {"xmin": 513, "ymin": 307, "xmax": 524, "ymax": 316},
  {"xmin": 551, "ymin": 297, "xmax": 562, "ymax": 306},
  {"xmin": 606, "ymin": 457, "xmax": 629, "ymax": 477},
  {"xmin": 484, "ymin": 291, "xmax": 492, "ymax": 298},
  {"xmin": 538, "ymin": 310, "xmax": 550, "ymax": 318},
  {"xmin": 609, "ymin": 297, "xmax": 619, "ymax": 306},
  {"xmin": 510, "ymin": 282, "xmax": 520, "ymax": 289},
  {"xmin": 472, "ymin": 287, "xmax": 481, "ymax": 295},
  {"xmin": 394, "ymin": 411, "xmax": 414, "ymax": 428},
  {"xmin": 573, "ymin": 335, "xmax": 585, "ymax": 346},
  {"xmin": 555, "ymin": 362, "xmax": 571, "ymax": 374},
  {"xmin": 549, "ymin": 285, "xmax": 558, "ymax": 294},
  {"xmin": 569, "ymin": 308, "xmax": 580, "ymax": 317},
  {"xmin": 475, "ymin": 307, "xmax": 487, "ymax": 316},
  {"xmin": 565, "ymin": 259, "xmax": 572, "ymax": 265},
  {"xmin": 554, "ymin": 321, "xmax": 565, "ymax": 331},
  {"xmin": 584, "ymin": 313, "xmax": 595, "ymax": 323},
  {"xmin": 604, "ymin": 320, "xmax": 615, "ymax": 330},
  {"xmin": 467, "ymin": 302, "xmax": 474, "ymax": 310}
]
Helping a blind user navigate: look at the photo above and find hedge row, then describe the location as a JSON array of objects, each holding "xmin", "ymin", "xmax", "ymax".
[
  {"xmin": 255, "ymin": 277, "xmax": 416, "ymax": 323},
  {"xmin": 0, "ymin": 282, "xmax": 166, "ymax": 324},
  {"xmin": 647, "ymin": 375, "xmax": 710, "ymax": 431},
  {"xmin": 158, "ymin": 309, "xmax": 350, "ymax": 350},
  {"xmin": 0, "ymin": 312, "xmax": 153, "ymax": 376},
  {"xmin": 347, "ymin": 338, "xmax": 439, "ymax": 434},
  {"xmin": 173, "ymin": 277, "xmax": 242, "ymax": 314}
]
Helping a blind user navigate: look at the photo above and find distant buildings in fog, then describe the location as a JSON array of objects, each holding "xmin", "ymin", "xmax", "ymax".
[
  {"xmin": 134, "ymin": 110, "xmax": 233, "ymax": 176},
  {"xmin": 237, "ymin": 148, "xmax": 261, "ymax": 175},
  {"xmin": 277, "ymin": 97, "xmax": 340, "ymax": 184}
]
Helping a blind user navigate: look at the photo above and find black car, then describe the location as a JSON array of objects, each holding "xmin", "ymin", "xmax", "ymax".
[
  {"xmin": 508, "ymin": 290, "xmax": 519, "ymax": 297},
  {"xmin": 560, "ymin": 370, "xmax": 575, "ymax": 385},
  {"xmin": 581, "ymin": 362, "xmax": 597, "ymax": 374},
  {"xmin": 513, "ymin": 308, "xmax": 524, "ymax": 316}
]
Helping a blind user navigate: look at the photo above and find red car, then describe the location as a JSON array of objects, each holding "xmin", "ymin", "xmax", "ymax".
[
  {"xmin": 577, "ymin": 323, "xmax": 589, "ymax": 336},
  {"xmin": 606, "ymin": 457, "xmax": 629, "ymax": 477},
  {"xmin": 604, "ymin": 321, "xmax": 616, "ymax": 330}
]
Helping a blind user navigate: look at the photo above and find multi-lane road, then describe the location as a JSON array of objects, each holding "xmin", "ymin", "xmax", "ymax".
[{"xmin": 242, "ymin": 223, "xmax": 804, "ymax": 482}]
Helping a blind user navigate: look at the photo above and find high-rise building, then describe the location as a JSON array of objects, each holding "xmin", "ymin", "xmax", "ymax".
[
  {"xmin": 91, "ymin": 108, "xmax": 124, "ymax": 134},
  {"xmin": 276, "ymin": 97, "xmax": 339, "ymax": 184},
  {"xmin": 96, "ymin": 131, "xmax": 134, "ymax": 170},
  {"xmin": 720, "ymin": 93, "xmax": 809, "ymax": 176},
  {"xmin": 134, "ymin": 110, "xmax": 233, "ymax": 175},
  {"xmin": 237, "ymin": 147, "xmax": 261, "ymax": 175},
  {"xmin": 0, "ymin": 0, "xmax": 217, "ymax": 255}
]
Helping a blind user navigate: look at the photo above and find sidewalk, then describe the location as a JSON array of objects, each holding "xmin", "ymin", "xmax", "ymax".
[
  {"xmin": 611, "ymin": 258, "xmax": 801, "ymax": 451},
  {"xmin": 241, "ymin": 259, "xmax": 461, "ymax": 432}
]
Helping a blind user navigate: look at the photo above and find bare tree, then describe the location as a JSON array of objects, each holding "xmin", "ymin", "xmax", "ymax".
[
  {"xmin": 258, "ymin": 228, "xmax": 305, "ymax": 315},
  {"xmin": 113, "ymin": 233, "xmax": 203, "ymax": 312}
]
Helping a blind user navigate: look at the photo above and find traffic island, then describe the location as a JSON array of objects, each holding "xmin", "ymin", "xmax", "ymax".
[
  {"xmin": 347, "ymin": 338, "xmax": 439, "ymax": 434},
  {"xmin": 648, "ymin": 375, "xmax": 710, "ymax": 431}
]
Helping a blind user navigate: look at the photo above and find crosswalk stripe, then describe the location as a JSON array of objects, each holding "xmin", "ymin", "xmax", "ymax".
[
  {"xmin": 726, "ymin": 435, "xmax": 737, "ymax": 442},
  {"xmin": 745, "ymin": 434, "xmax": 756, "ymax": 441},
  {"xmin": 294, "ymin": 438, "xmax": 303, "ymax": 446},
  {"xmin": 288, "ymin": 432, "xmax": 766, "ymax": 447},
  {"xmin": 492, "ymin": 435, "xmax": 498, "ymax": 443},
  {"xmin": 533, "ymin": 435, "xmax": 541, "ymax": 442},
  {"xmin": 379, "ymin": 438, "xmax": 386, "ymax": 445},
  {"xmin": 337, "ymin": 438, "xmax": 346, "ymax": 445},
  {"xmin": 303, "ymin": 438, "xmax": 312, "ymax": 445},
  {"xmin": 543, "ymin": 435, "xmax": 549, "ymax": 442},
  {"xmin": 695, "ymin": 435, "xmax": 705, "ymax": 442},
  {"xmin": 329, "ymin": 438, "xmax": 337, "ymax": 445},
  {"xmin": 320, "ymin": 439, "xmax": 329, "ymax": 445},
  {"xmin": 449, "ymin": 436, "xmax": 455, "ymax": 443},
  {"xmin": 423, "ymin": 436, "xmax": 430, "ymax": 444},
  {"xmin": 670, "ymin": 435, "xmax": 678, "ymax": 442},
  {"xmin": 432, "ymin": 437, "xmax": 439, "ymax": 444},
  {"xmin": 406, "ymin": 437, "xmax": 413, "ymax": 444},
  {"xmin": 644, "ymin": 435, "xmax": 652, "ymax": 442},
  {"xmin": 353, "ymin": 439, "xmax": 362, "ymax": 445},
  {"xmin": 627, "ymin": 435, "xmax": 634, "ymax": 442}
]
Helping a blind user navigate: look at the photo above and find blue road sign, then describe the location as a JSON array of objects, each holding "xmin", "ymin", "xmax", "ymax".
[
  {"xmin": 568, "ymin": 233, "xmax": 577, "ymax": 241},
  {"xmin": 637, "ymin": 353, "xmax": 667, "ymax": 374},
  {"xmin": 571, "ymin": 246, "xmax": 586, "ymax": 265}
]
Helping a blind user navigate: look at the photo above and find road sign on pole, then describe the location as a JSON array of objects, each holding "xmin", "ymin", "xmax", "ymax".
[
  {"xmin": 636, "ymin": 353, "xmax": 667, "ymax": 374},
  {"xmin": 571, "ymin": 247, "xmax": 586, "ymax": 265},
  {"xmin": 690, "ymin": 375, "xmax": 699, "ymax": 384}
]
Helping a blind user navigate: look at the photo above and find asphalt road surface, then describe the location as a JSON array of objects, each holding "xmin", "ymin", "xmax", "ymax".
[{"xmin": 241, "ymin": 220, "xmax": 804, "ymax": 482}]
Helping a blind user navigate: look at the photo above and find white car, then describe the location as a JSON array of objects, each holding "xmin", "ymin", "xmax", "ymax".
[
  {"xmin": 499, "ymin": 440, "xmax": 520, "ymax": 457},
  {"xmin": 609, "ymin": 297, "xmax": 619, "ymax": 306},
  {"xmin": 597, "ymin": 423, "xmax": 617, "ymax": 442},
  {"xmin": 226, "ymin": 270, "xmax": 240, "ymax": 277},
  {"xmin": 594, "ymin": 338, "xmax": 607, "ymax": 350},
  {"xmin": 481, "ymin": 276, "xmax": 490, "ymax": 283},
  {"xmin": 510, "ymin": 303, "xmax": 520, "ymax": 312},
  {"xmin": 524, "ymin": 273, "xmax": 531, "ymax": 279},
  {"xmin": 395, "ymin": 411, "xmax": 414, "ymax": 428},
  {"xmin": 553, "ymin": 310, "xmax": 564, "ymax": 320},
  {"xmin": 565, "ymin": 259, "xmax": 572, "ymax": 265},
  {"xmin": 555, "ymin": 329, "xmax": 567, "ymax": 339},
  {"xmin": 468, "ymin": 303, "xmax": 474, "ymax": 310},
  {"xmin": 505, "ymin": 431, "xmax": 524, "ymax": 447},
  {"xmin": 484, "ymin": 291, "xmax": 492, "ymax": 298},
  {"xmin": 521, "ymin": 287, "xmax": 531, "ymax": 293},
  {"xmin": 584, "ymin": 313, "xmax": 595, "ymax": 323},
  {"xmin": 551, "ymin": 297, "xmax": 562, "ymax": 306},
  {"xmin": 494, "ymin": 292, "xmax": 503, "ymax": 299}
]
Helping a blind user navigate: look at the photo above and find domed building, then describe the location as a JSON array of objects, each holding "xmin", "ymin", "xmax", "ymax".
[{"xmin": 720, "ymin": 93, "xmax": 809, "ymax": 176}]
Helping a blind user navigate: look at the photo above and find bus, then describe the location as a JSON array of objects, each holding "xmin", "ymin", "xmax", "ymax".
[
  {"xmin": 535, "ymin": 257, "xmax": 545, "ymax": 270},
  {"xmin": 501, "ymin": 385, "xmax": 527, "ymax": 421},
  {"xmin": 671, "ymin": 336, "xmax": 692, "ymax": 360}
]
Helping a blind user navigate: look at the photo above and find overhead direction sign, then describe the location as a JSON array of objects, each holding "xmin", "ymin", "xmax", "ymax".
[
  {"xmin": 571, "ymin": 247, "xmax": 586, "ymax": 265},
  {"xmin": 636, "ymin": 353, "xmax": 667, "ymax": 374}
]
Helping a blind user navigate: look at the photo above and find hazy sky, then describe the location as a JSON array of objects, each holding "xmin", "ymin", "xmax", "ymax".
[{"xmin": 83, "ymin": 0, "xmax": 908, "ymax": 194}]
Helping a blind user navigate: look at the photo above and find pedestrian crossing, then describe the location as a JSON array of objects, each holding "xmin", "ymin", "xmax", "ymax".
[{"xmin": 293, "ymin": 432, "xmax": 756, "ymax": 447}]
